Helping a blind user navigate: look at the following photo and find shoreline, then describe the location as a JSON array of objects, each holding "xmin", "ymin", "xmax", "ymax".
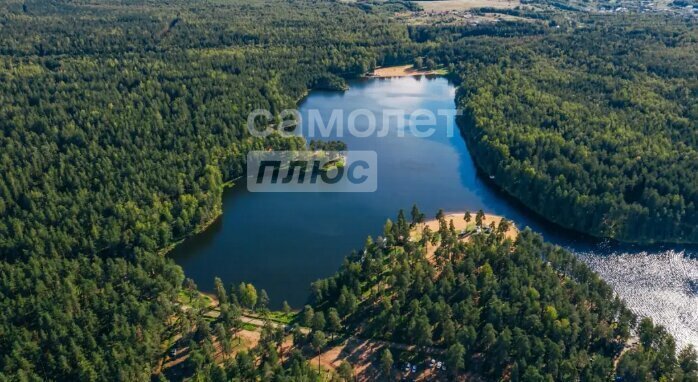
[
  {"xmin": 411, "ymin": 212, "xmax": 519, "ymax": 264},
  {"xmin": 158, "ymin": 210, "xmax": 223, "ymax": 257},
  {"xmin": 413, "ymin": 211, "xmax": 519, "ymax": 241},
  {"xmin": 455, "ymin": 113, "xmax": 698, "ymax": 247},
  {"xmin": 160, "ymin": 72, "xmax": 440, "ymax": 259},
  {"xmin": 158, "ymin": 180, "xmax": 235, "ymax": 256},
  {"xmin": 367, "ymin": 64, "xmax": 446, "ymax": 78}
]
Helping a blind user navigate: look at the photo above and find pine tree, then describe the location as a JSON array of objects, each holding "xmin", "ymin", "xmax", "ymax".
[
  {"xmin": 328, "ymin": 308, "xmax": 342, "ymax": 338},
  {"xmin": 446, "ymin": 343, "xmax": 465, "ymax": 376},
  {"xmin": 302, "ymin": 305, "xmax": 315, "ymax": 327},
  {"xmin": 380, "ymin": 349, "xmax": 393, "ymax": 378},
  {"xmin": 282, "ymin": 301, "xmax": 292, "ymax": 316},
  {"xmin": 312, "ymin": 311, "xmax": 326, "ymax": 332},
  {"xmin": 214, "ymin": 277, "xmax": 227, "ymax": 305}
]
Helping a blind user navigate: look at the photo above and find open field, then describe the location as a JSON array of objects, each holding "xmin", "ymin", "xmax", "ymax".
[{"xmin": 415, "ymin": 0, "xmax": 520, "ymax": 11}]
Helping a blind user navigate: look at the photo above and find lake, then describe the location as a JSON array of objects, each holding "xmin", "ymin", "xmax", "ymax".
[{"xmin": 170, "ymin": 76, "xmax": 698, "ymax": 348}]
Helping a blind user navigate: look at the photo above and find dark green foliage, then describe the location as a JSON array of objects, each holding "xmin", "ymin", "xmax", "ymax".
[
  {"xmin": 453, "ymin": 17, "xmax": 698, "ymax": 244},
  {"xmin": 380, "ymin": 348, "xmax": 394, "ymax": 377},
  {"xmin": 617, "ymin": 319, "xmax": 698, "ymax": 382},
  {"xmin": 0, "ymin": 0, "xmax": 408, "ymax": 259},
  {"xmin": 309, "ymin": 140, "xmax": 348, "ymax": 152},
  {"xmin": 0, "ymin": 253, "xmax": 183, "ymax": 380},
  {"xmin": 0, "ymin": 0, "xmax": 408, "ymax": 379},
  {"xmin": 190, "ymin": 345, "xmax": 326, "ymax": 381},
  {"xmin": 1, "ymin": 0, "xmax": 696, "ymax": 378},
  {"xmin": 312, "ymin": 211, "xmax": 639, "ymax": 380}
]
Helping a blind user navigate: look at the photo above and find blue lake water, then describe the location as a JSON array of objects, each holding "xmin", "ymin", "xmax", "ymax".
[{"xmin": 171, "ymin": 76, "xmax": 698, "ymax": 348}]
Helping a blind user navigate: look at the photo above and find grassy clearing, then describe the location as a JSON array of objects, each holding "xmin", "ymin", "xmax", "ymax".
[
  {"xmin": 262, "ymin": 311, "xmax": 297, "ymax": 324},
  {"xmin": 177, "ymin": 290, "xmax": 215, "ymax": 310},
  {"xmin": 244, "ymin": 310, "xmax": 298, "ymax": 325},
  {"xmin": 241, "ymin": 322, "xmax": 258, "ymax": 331}
]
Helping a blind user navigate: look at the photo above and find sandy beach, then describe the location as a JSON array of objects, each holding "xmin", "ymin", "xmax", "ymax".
[
  {"xmin": 368, "ymin": 65, "xmax": 443, "ymax": 78},
  {"xmin": 412, "ymin": 212, "xmax": 519, "ymax": 263}
]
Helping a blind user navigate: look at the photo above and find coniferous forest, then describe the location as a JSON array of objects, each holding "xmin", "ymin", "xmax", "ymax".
[
  {"xmin": 0, "ymin": 0, "xmax": 409, "ymax": 379},
  {"xmin": 311, "ymin": 211, "xmax": 698, "ymax": 381},
  {"xmin": 0, "ymin": 0, "xmax": 697, "ymax": 380},
  {"xmin": 450, "ymin": 17, "xmax": 698, "ymax": 244}
]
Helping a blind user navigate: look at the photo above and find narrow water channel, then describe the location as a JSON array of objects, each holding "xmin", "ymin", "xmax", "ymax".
[{"xmin": 170, "ymin": 76, "xmax": 698, "ymax": 348}]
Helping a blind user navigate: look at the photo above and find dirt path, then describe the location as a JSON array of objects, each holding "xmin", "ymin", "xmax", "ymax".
[
  {"xmin": 613, "ymin": 336, "xmax": 639, "ymax": 369},
  {"xmin": 172, "ymin": 285, "xmax": 458, "ymax": 379},
  {"xmin": 309, "ymin": 336, "xmax": 447, "ymax": 381}
]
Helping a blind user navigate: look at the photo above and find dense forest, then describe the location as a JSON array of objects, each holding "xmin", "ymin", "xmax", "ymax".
[
  {"xmin": 0, "ymin": 0, "xmax": 412, "ymax": 258},
  {"xmin": 310, "ymin": 209, "xmax": 698, "ymax": 380},
  {"xmin": 443, "ymin": 17, "xmax": 698, "ymax": 244},
  {"xmin": 0, "ymin": 0, "xmax": 411, "ymax": 379},
  {"xmin": 1, "ymin": 0, "xmax": 697, "ymax": 380}
]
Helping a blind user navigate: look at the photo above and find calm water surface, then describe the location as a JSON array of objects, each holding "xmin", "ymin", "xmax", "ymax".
[{"xmin": 171, "ymin": 77, "xmax": 698, "ymax": 348}]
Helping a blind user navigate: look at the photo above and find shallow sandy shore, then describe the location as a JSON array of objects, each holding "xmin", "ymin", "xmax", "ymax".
[
  {"xmin": 368, "ymin": 65, "xmax": 441, "ymax": 78},
  {"xmin": 412, "ymin": 212, "xmax": 519, "ymax": 263},
  {"xmin": 416, "ymin": 212, "xmax": 518, "ymax": 240}
]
